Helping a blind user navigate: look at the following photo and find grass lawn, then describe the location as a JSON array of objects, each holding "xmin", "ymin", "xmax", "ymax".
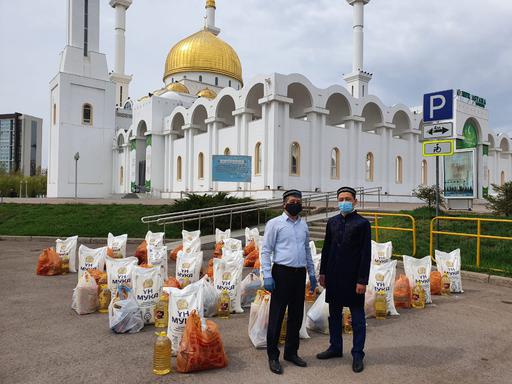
[{"xmin": 315, "ymin": 207, "xmax": 512, "ymax": 277}]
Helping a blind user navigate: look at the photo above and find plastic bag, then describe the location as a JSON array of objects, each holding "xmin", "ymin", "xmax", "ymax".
[
  {"xmin": 222, "ymin": 239, "xmax": 242, "ymax": 258},
  {"xmin": 170, "ymin": 244, "xmax": 183, "ymax": 261},
  {"xmin": 306, "ymin": 290, "xmax": 329, "ymax": 334},
  {"xmin": 245, "ymin": 227, "xmax": 259, "ymax": 246},
  {"xmin": 435, "ymin": 249, "xmax": 464, "ymax": 293},
  {"xmin": 213, "ymin": 256, "xmax": 244, "ymax": 313},
  {"xmin": 145, "ymin": 231, "xmax": 165, "ymax": 247},
  {"xmin": 299, "ymin": 303, "xmax": 310, "ymax": 339},
  {"xmin": 182, "ymin": 230, "xmax": 201, "ymax": 254},
  {"xmin": 109, "ymin": 286, "xmax": 144, "ymax": 334},
  {"xmin": 106, "ymin": 256, "xmax": 138, "ymax": 293},
  {"xmin": 371, "ymin": 240, "xmax": 393, "ymax": 265},
  {"xmin": 107, "ymin": 233, "xmax": 128, "ymax": 259},
  {"xmin": 248, "ymin": 291, "xmax": 271, "ymax": 348},
  {"xmin": 56, "ymin": 236, "xmax": 78, "ymax": 273},
  {"xmin": 367, "ymin": 260, "xmax": 399, "ymax": 316},
  {"xmin": 176, "ymin": 250, "xmax": 203, "ymax": 286},
  {"xmin": 36, "ymin": 248, "xmax": 62, "ymax": 276},
  {"xmin": 430, "ymin": 271, "xmax": 442, "ymax": 295},
  {"xmin": 148, "ymin": 244, "xmax": 169, "ymax": 279},
  {"xmin": 215, "ymin": 229, "xmax": 231, "ymax": 244},
  {"xmin": 134, "ymin": 240, "xmax": 147, "ymax": 265},
  {"xmin": 306, "ymin": 241, "xmax": 322, "ymax": 290},
  {"xmin": 176, "ymin": 310, "xmax": 228, "ymax": 373},
  {"xmin": 364, "ymin": 288, "xmax": 376, "ymax": 318},
  {"xmin": 241, "ymin": 273, "xmax": 262, "ymax": 308},
  {"xmin": 199, "ymin": 276, "xmax": 220, "ymax": 318},
  {"xmin": 403, "ymin": 255, "xmax": 432, "ymax": 304},
  {"xmin": 132, "ymin": 265, "xmax": 163, "ymax": 324},
  {"xmin": 72, "ymin": 271, "xmax": 98, "ymax": 315},
  {"xmin": 78, "ymin": 245, "xmax": 106, "ymax": 281},
  {"xmin": 394, "ymin": 274, "xmax": 412, "ymax": 309}
]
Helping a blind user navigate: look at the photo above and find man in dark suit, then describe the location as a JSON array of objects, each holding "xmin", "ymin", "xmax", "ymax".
[{"xmin": 316, "ymin": 186, "xmax": 371, "ymax": 373}]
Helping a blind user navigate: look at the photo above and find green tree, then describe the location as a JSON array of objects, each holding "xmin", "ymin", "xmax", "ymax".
[
  {"xmin": 413, "ymin": 185, "xmax": 445, "ymax": 210},
  {"xmin": 485, "ymin": 182, "xmax": 512, "ymax": 216}
]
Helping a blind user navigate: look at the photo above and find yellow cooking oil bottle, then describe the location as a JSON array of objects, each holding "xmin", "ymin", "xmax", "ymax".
[
  {"xmin": 217, "ymin": 289, "xmax": 231, "ymax": 319},
  {"xmin": 97, "ymin": 274, "xmax": 111, "ymax": 313},
  {"xmin": 374, "ymin": 289, "xmax": 387, "ymax": 320},
  {"xmin": 279, "ymin": 309, "xmax": 288, "ymax": 344},
  {"xmin": 441, "ymin": 272, "xmax": 451, "ymax": 296},
  {"xmin": 411, "ymin": 281, "xmax": 426, "ymax": 309},
  {"xmin": 154, "ymin": 291, "xmax": 169, "ymax": 328},
  {"xmin": 153, "ymin": 331, "xmax": 172, "ymax": 375},
  {"xmin": 343, "ymin": 307, "xmax": 353, "ymax": 334},
  {"xmin": 60, "ymin": 253, "xmax": 69, "ymax": 274}
]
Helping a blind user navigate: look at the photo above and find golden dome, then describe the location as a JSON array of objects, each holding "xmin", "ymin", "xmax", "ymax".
[
  {"xmin": 197, "ymin": 88, "xmax": 217, "ymax": 99},
  {"xmin": 166, "ymin": 82, "xmax": 190, "ymax": 94},
  {"xmin": 164, "ymin": 29, "xmax": 243, "ymax": 84}
]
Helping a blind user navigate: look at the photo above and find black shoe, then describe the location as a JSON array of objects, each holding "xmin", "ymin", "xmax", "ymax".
[
  {"xmin": 284, "ymin": 355, "xmax": 307, "ymax": 367},
  {"xmin": 269, "ymin": 359, "xmax": 283, "ymax": 374},
  {"xmin": 352, "ymin": 358, "xmax": 364, "ymax": 373},
  {"xmin": 316, "ymin": 348, "xmax": 343, "ymax": 360}
]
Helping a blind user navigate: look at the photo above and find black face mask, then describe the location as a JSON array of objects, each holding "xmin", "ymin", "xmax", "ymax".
[{"xmin": 285, "ymin": 203, "xmax": 303, "ymax": 216}]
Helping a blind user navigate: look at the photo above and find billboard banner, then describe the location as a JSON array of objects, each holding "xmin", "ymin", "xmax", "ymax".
[
  {"xmin": 443, "ymin": 150, "xmax": 476, "ymax": 198},
  {"xmin": 212, "ymin": 155, "xmax": 252, "ymax": 182}
]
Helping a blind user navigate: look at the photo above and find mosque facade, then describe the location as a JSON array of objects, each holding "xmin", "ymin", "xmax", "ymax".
[{"xmin": 48, "ymin": 0, "xmax": 511, "ymax": 203}]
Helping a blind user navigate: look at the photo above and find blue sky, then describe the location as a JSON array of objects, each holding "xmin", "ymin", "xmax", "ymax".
[{"xmin": 1, "ymin": 0, "xmax": 511, "ymax": 168}]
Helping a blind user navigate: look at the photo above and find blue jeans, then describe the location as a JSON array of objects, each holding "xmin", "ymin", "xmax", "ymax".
[{"xmin": 328, "ymin": 303, "xmax": 366, "ymax": 360}]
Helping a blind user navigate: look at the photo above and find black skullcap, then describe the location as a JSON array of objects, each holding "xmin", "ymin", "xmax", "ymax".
[
  {"xmin": 283, "ymin": 189, "xmax": 302, "ymax": 200},
  {"xmin": 337, "ymin": 186, "xmax": 356, "ymax": 198}
]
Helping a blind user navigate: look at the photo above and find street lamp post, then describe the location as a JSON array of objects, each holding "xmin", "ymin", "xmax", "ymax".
[{"xmin": 74, "ymin": 152, "xmax": 80, "ymax": 199}]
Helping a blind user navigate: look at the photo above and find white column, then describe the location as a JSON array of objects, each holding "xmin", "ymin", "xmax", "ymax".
[
  {"xmin": 352, "ymin": 1, "xmax": 364, "ymax": 72},
  {"xmin": 110, "ymin": 0, "xmax": 132, "ymax": 106}
]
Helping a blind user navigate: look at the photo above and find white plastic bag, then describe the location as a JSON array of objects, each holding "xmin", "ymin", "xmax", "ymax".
[
  {"xmin": 105, "ymin": 256, "xmax": 138, "ymax": 293},
  {"xmin": 132, "ymin": 265, "xmax": 163, "ymax": 324},
  {"xmin": 403, "ymin": 255, "xmax": 432, "ymax": 304},
  {"xmin": 248, "ymin": 292, "xmax": 271, "ymax": 348},
  {"xmin": 367, "ymin": 260, "xmax": 399, "ymax": 316},
  {"xmin": 299, "ymin": 303, "xmax": 310, "ymax": 339},
  {"xmin": 148, "ymin": 244, "xmax": 169, "ymax": 279},
  {"xmin": 306, "ymin": 241, "xmax": 322, "ymax": 289},
  {"xmin": 371, "ymin": 240, "xmax": 393, "ymax": 265},
  {"xmin": 107, "ymin": 233, "xmax": 128, "ymax": 259},
  {"xmin": 71, "ymin": 270, "xmax": 98, "ymax": 315},
  {"xmin": 364, "ymin": 288, "xmax": 376, "ymax": 318},
  {"xmin": 182, "ymin": 230, "xmax": 201, "ymax": 253},
  {"xmin": 176, "ymin": 250, "xmax": 203, "ymax": 286},
  {"xmin": 165, "ymin": 281, "xmax": 204, "ymax": 355},
  {"xmin": 78, "ymin": 245, "xmax": 107, "ymax": 281},
  {"xmin": 199, "ymin": 275, "xmax": 220, "ymax": 318},
  {"xmin": 222, "ymin": 238, "xmax": 243, "ymax": 258},
  {"xmin": 435, "ymin": 249, "xmax": 464, "ymax": 293},
  {"xmin": 145, "ymin": 231, "xmax": 165, "ymax": 247},
  {"xmin": 309, "ymin": 240, "xmax": 317, "ymax": 257},
  {"xmin": 56, "ymin": 236, "xmax": 78, "ymax": 273},
  {"xmin": 241, "ymin": 272, "xmax": 263, "ymax": 308},
  {"xmin": 213, "ymin": 256, "xmax": 244, "ymax": 313},
  {"xmin": 306, "ymin": 290, "xmax": 329, "ymax": 334},
  {"xmin": 109, "ymin": 287, "xmax": 144, "ymax": 334},
  {"xmin": 245, "ymin": 227, "xmax": 260, "ymax": 246},
  {"xmin": 215, "ymin": 229, "xmax": 231, "ymax": 243}
]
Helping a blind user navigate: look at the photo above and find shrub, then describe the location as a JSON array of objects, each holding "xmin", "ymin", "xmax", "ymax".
[
  {"xmin": 413, "ymin": 185, "xmax": 445, "ymax": 210},
  {"xmin": 0, "ymin": 173, "xmax": 47, "ymax": 197},
  {"xmin": 485, "ymin": 182, "xmax": 512, "ymax": 216}
]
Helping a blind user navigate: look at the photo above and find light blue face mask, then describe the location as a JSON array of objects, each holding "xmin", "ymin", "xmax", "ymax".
[{"xmin": 338, "ymin": 201, "xmax": 353, "ymax": 214}]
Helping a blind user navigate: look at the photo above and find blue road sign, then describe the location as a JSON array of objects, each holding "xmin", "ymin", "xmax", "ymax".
[
  {"xmin": 212, "ymin": 155, "xmax": 252, "ymax": 182},
  {"xmin": 423, "ymin": 89, "xmax": 453, "ymax": 122}
]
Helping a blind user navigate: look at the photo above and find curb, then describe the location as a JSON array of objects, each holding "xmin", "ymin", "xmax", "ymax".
[{"xmin": 0, "ymin": 235, "xmax": 146, "ymax": 244}]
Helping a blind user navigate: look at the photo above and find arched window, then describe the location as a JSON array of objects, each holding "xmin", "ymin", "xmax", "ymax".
[
  {"xmin": 198, "ymin": 152, "xmax": 204, "ymax": 179},
  {"xmin": 199, "ymin": 75, "xmax": 203, "ymax": 82},
  {"xmin": 229, "ymin": 80, "xmax": 232, "ymax": 87},
  {"xmin": 395, "ymin": 156, "xmax": 403, "ymax": 184},
  {"xmin": 119, "ymin": 166, "xmax": 124, "ymax": 185},
  {"xmin": 224, "ymin": 147, "xmax": 231, "ymax": 155},
  {"xmin": 215, "ymin": 77, "xmax": 219, "ymax": 86},
  {"xmin": 82, "ymin": 103, "xmax": 92, "ymax": 125},
  {"xmin": 421, "ymin": 160, "xmax": 428, "ymax": 185},
  {"xmin": 255, "ymin": 142, "xmax": 262, "ymax": 175},
  {"xmin": 53, "ymin": 104, "xmax": 57, "ymax": 125},
  {"xmin": 177, "ymin": 156, "xmax": 182, "ymax": 181},
  {"xmin": 501, "ymin": 171, "xmax": 505, "ymax": 186},
  {"xmin": 290, "ymin": 142, "xmax": 300, "ymax": 176},
  {"xmin": 330, "ymin": 148, "xmax": 340, "ymax": 179},
  {"xmin": 365, "ymin": 152, "xmax": 374, "ymax": 182}
]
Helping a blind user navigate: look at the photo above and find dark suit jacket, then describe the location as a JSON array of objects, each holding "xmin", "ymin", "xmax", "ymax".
[{"xmin": 320, "ymin": 211, "xmax": 371, "ymax": 307}]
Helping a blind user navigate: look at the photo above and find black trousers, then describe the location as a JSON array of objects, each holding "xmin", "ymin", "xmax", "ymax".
[{"xmin": 266, "ymin": 263, "xmax": 306, "ymax": 360}]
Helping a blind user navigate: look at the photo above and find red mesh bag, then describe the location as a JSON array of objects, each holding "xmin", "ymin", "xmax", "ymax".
[
  {"xmin": 164, "ymin": 276, "xmax": 181, "ymax": 289},
  {"xmin": 36, "ymin": 248, "xmax": 62, "ymax": 276},
  {"xmin": 213, "ymin": 242, "xmax": 224, "ymax": 258},
  {"xmin": 243, "ymin": 240, "xmax": 256, "ymax": 256},
  {"xmin": 253, "ymin": 257, "xmax": 261, "ymax": 270},
  {"xmin": 176, "ymin": 311, "xmax": 228, "ymax": 373},
  {"xmin": 243, "ymin": 249, "xmax": 259, "ymax": 268},
  {"xmin": 430, "ymin": 271, "xmax": 442, "ymax": 295},
  {"xmin": 393, "ymin": 274, "xmax": 412, "ymax": 309},
  {"xmin": 206, "ymin": 259, "xmax": 214, "ymax": 278},
  {"xmin": 87, "ymin": 269, "xmax": 104, "ymax": 285},
  {"xmin": 169, "ymin": 244, "xmax": 183, "ymax": 261},
  {"xmin": 134, "ymin": 240, "xmax": 147, "ymax": 265}
]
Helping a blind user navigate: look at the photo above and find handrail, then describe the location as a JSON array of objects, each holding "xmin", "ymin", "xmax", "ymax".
[{"xmin": 430, "ymin": 216, "xmax": 512, "ymax": 269}]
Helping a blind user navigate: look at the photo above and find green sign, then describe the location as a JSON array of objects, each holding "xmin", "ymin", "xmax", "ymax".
[
  {"xmin": 457, "ymin": 121, "xmax": 478, "ymax": 149},
  {"xmin": 456, "ymin": 89, "xmax": 486, "ymax": 108}
]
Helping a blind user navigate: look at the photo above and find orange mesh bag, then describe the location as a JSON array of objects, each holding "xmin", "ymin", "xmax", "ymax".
[
  {"xmin": 213, "ymin": 242, "xmax": 224, "ymax": 258},
  {"xmin": 430, "ymin": 271, "xmax": 442, "ymax": 295},
  {"xmin": 176, "ymin": 311, "xmax": 228, "ymax": 373},
  {"xmin": 244, "ymin": 249, "xmax": 259, "ymax": 268},
  {"xmin": 206, "ymin": 259, "xmax": 214, "ymax": 278},
  {"xmin": 87, "ymin": 269, "xmax": 104, "ymax": 285},
  {"xmin": 253, "ymin": 257, "xmax": 261, "ymax": 270},
  {"xmin": 164, "ymin": 276, "xmax": 181, "ymax": 289},
  {"xmin": 243, "ymin": 240, "xmax": 256, "ymax": 257},
  {"xmin": 169, "ymin": 244, "xmax": 183, "ymax": 261},
  {"xmin": 134, "ymin": 240, "xmax": 147, "ymax": 265},
  {"xmin": 393, "ymin": 274, "xmax": 412, "ymax": 309},
  {"xmin": 36, "ymin": 248, "xmax": 62, "ymax": 276},
  {"xmin": 106, "ymin": 248, "xmax": 114, "ymax": 258}
]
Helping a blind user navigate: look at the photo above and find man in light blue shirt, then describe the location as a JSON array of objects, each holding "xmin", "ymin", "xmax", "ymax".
[{"xmin": 260, "ymin": 189, "xmax": 317, "ymax": 375}]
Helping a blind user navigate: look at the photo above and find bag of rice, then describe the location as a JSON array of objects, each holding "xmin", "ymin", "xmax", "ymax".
[
  {"xmin": 367, "ymin": 260, "xmax": 399, "ymax": 316},
  {"xmin": 403, "ymin": 255, "xmax": 432, "ymax": 304},
  {"xmin": 56, "ymin": 236, "xmax": 78, "ymax": 273},
  {"xmin": 371, "ymin": 240, "xmax": 392, "ymax": 265},
  {"xmin": 132, "ymin": 265, "xmax": 163, "ymax": 324},
  {"xmin": 182, "ymin": 230, "xmax": 201, "ymax": 254},
  {"xmin": 71, "ymin": 270, "xmax": 98, "ymax": 315},
  {"xmin": 145, "ymin": 231, "xmax": 165, "ymax": 247},
  {"xmin": 215, "ymin": 229, "xmax": 231, "ymax": 243},
  {"xmin": 241, "ymin": 272, "xmax": 263, "ymax": 308},
  {"xmin": 107, "ymin": 233, "xmax": 128, "ymax": 259},
  {"xmin": 105, "ymin": 256, "xmax": 138, "ymax": 293},
  {"xmin": 306, "ymin": 289, "xmax": 329, "ymax": 334},
  {"xmin": 165, "ymin": 281, "xmax": 204, "ymax": 355},
  {"xmin": 176, "ymin": 250, "xmax": 203, "ymax": 287},
  {"xmin": 199, "ymin": 275, "xmax": 220, "ymax": 318},
  {"xmin": 78, "ymin": 245, "xmax": 107, "ymax": 281},
  {"xmin": 213, "ymin": 256, "xmax": 244, "ymax": 313},
  {"xmin": 148, "ymin": 244, "xmax": 169, "ymax": 279},
  {"xmin": 435, "ymin": 249, "xmax": 464, "ymax": 293}
]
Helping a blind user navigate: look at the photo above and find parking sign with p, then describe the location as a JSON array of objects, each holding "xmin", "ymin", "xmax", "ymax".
[{"xmin": 423, "ymin": 89, "xmax": 453, "ymax": 122}]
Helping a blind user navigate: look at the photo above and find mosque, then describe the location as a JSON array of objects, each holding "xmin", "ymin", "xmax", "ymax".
[{"xmin": 47, "ymin": 0, "xmax": 512, "ymax": 205}]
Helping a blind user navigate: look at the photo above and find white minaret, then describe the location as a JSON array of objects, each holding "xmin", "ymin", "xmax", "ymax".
[
  {"xmin": 343, "ymin": 0, "xmax": 372, "ymax": 98},
  {"xmin": 109, "ymin": 0, "xmax": 132, "ymax": 107},
  {"xmin": 205, "ymin": 0, "xmax": 220, "ymax": 35}
]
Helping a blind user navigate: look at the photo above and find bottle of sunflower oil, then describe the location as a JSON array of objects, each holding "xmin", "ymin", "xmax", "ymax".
[
  {"xmin": 411, "ymin": 281, "xmax": 426, "ymax": 309},
  {"xmin": 441, "ymin": 272, "xmax": 451, "ymax": 296},
  {"xmin": 374, "ymin": 289, "xmax": 387, "ymax": 320},
  {"xmin": 217, "ymin": 289, "xmax": 231, "ymax": 319},
  {"xmin": 279, "ymin": 309, "xmax": 288, "ymax": 344},
  {"xmin": 342, "ymin": 308, "xmax": 353, "ymax": 334},
  {"xmin": 154, "ymin": 291, "xmax": 169, "ymax": 328},
  {"xmin": 60, "ymin": 253, "xmax": 70, "ymax": 274},
  {"xmin": 97, "ymin": 273, "xmax": 111, "ymax": 313},
  {"xmin": 153, "ymin": 331, "xmax": 172, "ymax": 376}
]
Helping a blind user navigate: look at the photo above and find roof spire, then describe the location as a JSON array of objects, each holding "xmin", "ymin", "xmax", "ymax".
[{"xmin": 205, "ymin": 0, "xmax": 220, "ymax": 35}]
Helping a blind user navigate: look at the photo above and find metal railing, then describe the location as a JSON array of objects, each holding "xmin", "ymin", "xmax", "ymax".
[
  {"xmin": 430, "ymin": 216, "xmax": 512, "ymax": 269},
  {"xmin": 359, "ymin": 211, "xmax": 416, "ymax": 256}
]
